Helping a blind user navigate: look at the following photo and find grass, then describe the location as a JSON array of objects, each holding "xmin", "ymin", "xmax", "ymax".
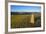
[{"xmin": 11, "ymin": 13, "xmax": 41, "ymax": 28}]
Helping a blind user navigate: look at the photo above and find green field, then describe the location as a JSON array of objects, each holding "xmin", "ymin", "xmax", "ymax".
[{"xmin": 11, "ymin": 13, "xmax": 41, "ymax": 28}]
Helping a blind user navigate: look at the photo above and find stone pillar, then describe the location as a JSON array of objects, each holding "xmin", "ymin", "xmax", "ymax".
[{"xmin": 30, "ymin": 13, "xmax": 35, "ymax": 24}]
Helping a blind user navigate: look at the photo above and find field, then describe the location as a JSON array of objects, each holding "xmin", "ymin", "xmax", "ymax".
[{"xmin": 11, "ymin": 12, "xmax": 41, "ymax": 28}]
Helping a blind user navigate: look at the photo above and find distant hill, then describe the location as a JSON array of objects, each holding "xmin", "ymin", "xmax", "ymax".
[{"xmin": 11, "ymin": 12, "xmax": 41, "ymax": 15}]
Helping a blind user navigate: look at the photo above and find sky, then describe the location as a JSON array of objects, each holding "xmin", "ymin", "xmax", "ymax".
[{"xmin": 11, "ymin": 5, "xmax": 41, "ymax": 12}]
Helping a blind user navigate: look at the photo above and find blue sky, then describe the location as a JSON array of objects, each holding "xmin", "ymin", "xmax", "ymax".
[{"xmin": 11, "ymin": 5, "xmax": 41, "ymax": 12}]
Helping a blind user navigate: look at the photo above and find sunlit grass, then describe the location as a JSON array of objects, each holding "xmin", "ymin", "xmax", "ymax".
[{"xmin": 11, "ymin": 14, "xmax": 41, "ymax": 28}]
